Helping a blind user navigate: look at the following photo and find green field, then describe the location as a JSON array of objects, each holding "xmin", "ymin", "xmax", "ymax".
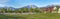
[{"xmin": 0, "ymin": 13, "xmax": 60, "ymax": 19}]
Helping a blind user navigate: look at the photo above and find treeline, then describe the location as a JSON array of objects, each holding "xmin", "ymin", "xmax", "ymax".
[{"xmin": 0, "ymin": 7, "xmax": 41, "ymax": 13}]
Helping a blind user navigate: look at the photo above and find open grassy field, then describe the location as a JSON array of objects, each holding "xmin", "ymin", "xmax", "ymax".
[{"xmin": 0, "ymin": 13, "xmax": 60, "ymax": 19}]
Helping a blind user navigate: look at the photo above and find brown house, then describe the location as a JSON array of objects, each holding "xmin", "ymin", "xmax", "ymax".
[{"xmin": 41, "ymin": 5, "xmax": 54, "ymax": 13}]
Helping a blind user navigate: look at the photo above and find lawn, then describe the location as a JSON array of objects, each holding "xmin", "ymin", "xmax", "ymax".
[{"xmin": 0, "ymin": 13, "xmax": 60, "ymax": 19}]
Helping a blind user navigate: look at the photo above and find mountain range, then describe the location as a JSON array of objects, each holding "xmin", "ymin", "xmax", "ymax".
[
  {"xmin": 0, "ymin": 5, "xmax": 38, "ymax": 10},
  {"xmin": 22, "ymin": 5, "xmax": 38, "ymax": 8}
]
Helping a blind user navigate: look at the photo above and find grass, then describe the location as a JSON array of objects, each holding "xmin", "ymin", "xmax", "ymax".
[
  {"xmin": 0, "ymin": 13, "xmax": 60, "ymax": 19},
  {"xmin": 0, "ymin": 14, "xmax": 26, "ymax": 19}
]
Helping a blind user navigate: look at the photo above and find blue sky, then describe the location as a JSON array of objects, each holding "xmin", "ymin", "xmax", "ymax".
[{"xmin": 0, "ymin": 0, "xmax": 60, "ymax": 8}]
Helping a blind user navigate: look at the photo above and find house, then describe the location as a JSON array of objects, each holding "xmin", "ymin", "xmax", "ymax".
[
  {"xmin": 47, "ymin": 5, "xmax": 60, "ymax": 13},
  {"xmin": 53, "ymin": 6, "xmax": 60, "ymax": 13},
  {"xmin": 41, "ymin": 6, "xmax": 54, "ymax": 13}
]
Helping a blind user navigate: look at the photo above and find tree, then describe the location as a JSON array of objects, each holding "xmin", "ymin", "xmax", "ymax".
[
  {"xmin": 55, "ymin": 6, "xmax": 60, "ymax": 13},
  {"xmin": 23, "ymin": 8, "xmax": 29, "ymax": 13},
  {"xmin": 7, "ymin": 9, "xmax": 12, "ymax": 13},
  {"xmin": 1, "ymin": 8, "xmax": 7, "ymax": 13},
  {"xmin": 34, "ymin": 8, "xmax": 40, "ymax": 13}
]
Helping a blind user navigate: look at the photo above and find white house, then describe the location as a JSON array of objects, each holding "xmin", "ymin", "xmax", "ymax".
[{"xmin": 53, "ymin": 6, "xmax": 60, "ymax": 13}]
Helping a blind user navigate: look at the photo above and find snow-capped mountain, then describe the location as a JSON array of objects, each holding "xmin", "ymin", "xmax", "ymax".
[{"xmin": 22, "ymin": 5, "xmax": 38, "ymax": 9}]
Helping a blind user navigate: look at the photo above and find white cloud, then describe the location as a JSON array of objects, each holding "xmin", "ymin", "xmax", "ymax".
[
  {"xmin": 0, "ymin": 4, "xmax": 15, "ymax": 8},
  {"xmin": 0, "ymin": 4, "xmax": 6, "ymax": 7},
  {"xmin": 52, "ymin": 3, "xmax": 60, "ymax": 5},
  {"xmin": 0, "ymin": 0, "xmax": 10, "ymax": 4}
]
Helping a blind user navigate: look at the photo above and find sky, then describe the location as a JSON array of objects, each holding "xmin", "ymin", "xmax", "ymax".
[{"xmin": 0, "ymin": 0, "xmax": 60, "ymax": 8}]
